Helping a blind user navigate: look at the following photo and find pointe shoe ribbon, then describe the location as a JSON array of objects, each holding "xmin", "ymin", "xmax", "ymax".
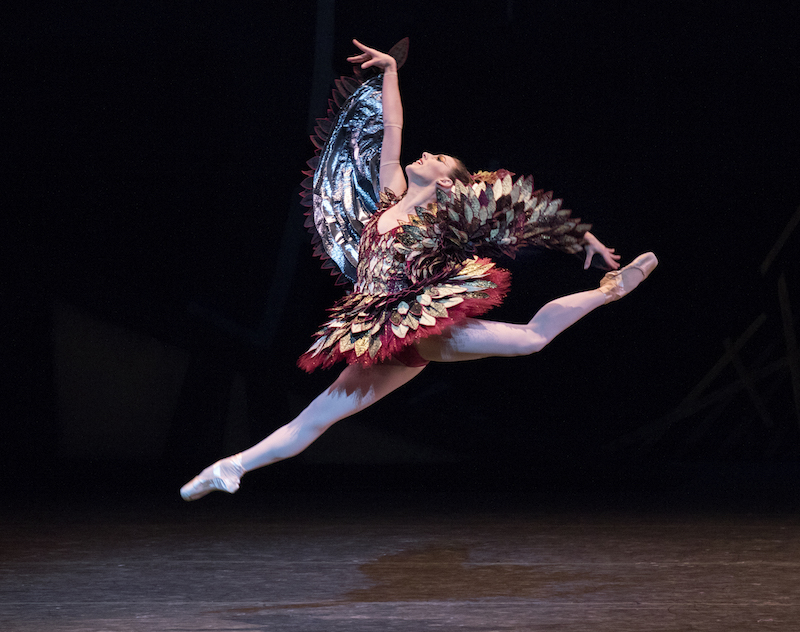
[
  {"xmin": 180, "ymin": 454, "xmax": 245, "ymax": 501},
  {"xmin": 599, "ymin": 252, "xmax": 658, "ymax": 304}
]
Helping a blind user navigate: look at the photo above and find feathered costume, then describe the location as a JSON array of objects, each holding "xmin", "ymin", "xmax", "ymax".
[{"xmin": 298, "ymin": 40, "xmax": 590, "ymax": 372}]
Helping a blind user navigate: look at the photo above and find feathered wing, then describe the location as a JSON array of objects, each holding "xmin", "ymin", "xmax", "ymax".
[
  {"xmin": 392, "ymin": 169, "xmax": 591, "ymax": 282},
  {"xmin": 300, "ymin": 74, "xmax": 382, "ymax": 285},
  {"xmin": 300, "ymin": 39, "xmax": 410, "ymax": 286}
]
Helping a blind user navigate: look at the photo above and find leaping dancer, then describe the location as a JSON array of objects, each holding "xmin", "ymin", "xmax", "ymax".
[{"xmin": 180, "ymin": 39, "xmax": 657, "ymax": 501}]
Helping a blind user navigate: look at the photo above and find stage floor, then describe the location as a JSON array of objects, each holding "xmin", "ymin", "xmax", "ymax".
[{"xmin": 1, "ymin": 490, "xmax": 798, "ymax": 632}]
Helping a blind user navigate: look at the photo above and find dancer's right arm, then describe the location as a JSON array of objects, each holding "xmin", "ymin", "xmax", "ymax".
[
  {"xmin": 582, "ymin": 232, "xmax": 621, "ymax": 270},
  {"xmin": 347, "ymin": 39, "xmax": 407, "ymax": 196}
]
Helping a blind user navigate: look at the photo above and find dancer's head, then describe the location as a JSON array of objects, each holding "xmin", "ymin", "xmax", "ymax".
[{"xmin": 407, "ymin": 152, "xmax": 472, "ymax": 190}]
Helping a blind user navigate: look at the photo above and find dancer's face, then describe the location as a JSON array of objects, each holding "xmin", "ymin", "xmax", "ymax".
[{"xmin": 406, "ymin": 152, "xmax": 456, "ymax": 186}]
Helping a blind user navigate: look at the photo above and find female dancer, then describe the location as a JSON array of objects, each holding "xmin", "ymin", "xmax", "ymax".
[{"xmin": 180, "ymin": 40, "xmax": 657, "ymax": 501}]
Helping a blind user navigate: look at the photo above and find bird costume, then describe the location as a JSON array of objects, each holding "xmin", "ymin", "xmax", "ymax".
[{"xmin": 298, "ymin": 41, "xmax": 590, "ymax": 372}]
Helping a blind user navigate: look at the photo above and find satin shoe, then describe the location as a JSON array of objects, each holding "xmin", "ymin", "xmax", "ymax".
[
  {"xmin": 599, "ymin": 252, "xmax": 658, "ymax": 303},
  {"xmin": 180, "ymin": 454, "xmax": 245, "ymax": 501}
]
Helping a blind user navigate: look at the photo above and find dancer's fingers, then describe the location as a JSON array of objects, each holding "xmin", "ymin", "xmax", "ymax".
[
  {"xmin": 347, "ymin": 53, "xmax": 371, "ymax": 64},
  {"xmin": 349, "ymin": 39, "xmax": 394, "ymax": 71},
  {"xmin": 346, "ymin": 54, "xmax": 375, "ymax": 70},
  {"xmin": 351, "ymin": 39, "xmax": 375, "ymax": 54}
]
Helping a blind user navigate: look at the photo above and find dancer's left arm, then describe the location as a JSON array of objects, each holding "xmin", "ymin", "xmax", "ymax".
[
  {"xmin": 347, "ymin": 39, "xmax": 407, "ymax": 196},
  {"xmin": 582, "ymin": 231, "xmax": 621, "ymax": 270}
]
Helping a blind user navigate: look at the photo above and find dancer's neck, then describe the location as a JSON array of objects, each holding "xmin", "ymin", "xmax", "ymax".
[{"xmin": 394, "ymin": 183, "xmax": 438, "ymax": 213}]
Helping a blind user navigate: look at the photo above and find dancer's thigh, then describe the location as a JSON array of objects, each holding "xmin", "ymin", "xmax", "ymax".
[
  {"xmin": 415, "ymin": 318, "xmax": 541, "ymax": 363},
  {"xmin": 307, "ymin": 361, "xmax": 426, "ymax": 423}
]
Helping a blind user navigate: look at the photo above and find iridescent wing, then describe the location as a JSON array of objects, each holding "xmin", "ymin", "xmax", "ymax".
[{"xmin": 300, "ymin": 39, "xmax": 409, "ymax": 285}]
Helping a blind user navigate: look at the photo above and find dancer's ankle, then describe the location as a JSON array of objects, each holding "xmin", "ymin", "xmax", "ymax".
[{"xmin": 599, "ymin": 252, "xmax": 658, "ymax": 304}]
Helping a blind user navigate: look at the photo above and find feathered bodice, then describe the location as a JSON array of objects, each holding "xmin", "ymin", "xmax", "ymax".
[
  {"xmin": 353, "ymin": 172, "xmax": 589, "ymax": 290},
  {"xmin": 353, "ymin": 212, "xmax": 409, "ymax": 296}
]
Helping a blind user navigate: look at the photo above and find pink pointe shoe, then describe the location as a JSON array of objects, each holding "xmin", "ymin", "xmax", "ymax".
[
  {"xmin": 180, "ymin": 454, "xmax": 245, "ymax": 501},
  {"xmin": 599, "ymin": 252, "xmax": 658, "ymax": 303}
]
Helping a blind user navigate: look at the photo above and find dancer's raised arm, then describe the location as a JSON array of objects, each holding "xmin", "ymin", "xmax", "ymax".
[{"xmin": 347, "ymin": 39, "xmax": 406, "ymax": 195}]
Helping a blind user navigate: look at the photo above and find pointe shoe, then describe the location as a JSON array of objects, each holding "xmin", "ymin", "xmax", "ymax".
[
  {"xmin": 180, "ymin": 454, "xmax": 245, "ymax": 501},
  {"xmin": 599, "ymin": 252, "xmax": 658, "ymax": 304}
]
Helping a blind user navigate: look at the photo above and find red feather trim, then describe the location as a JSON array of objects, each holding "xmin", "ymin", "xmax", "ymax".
[{"xmin": 297, "ymin": 266, "xmax": 511, "ymax": 372}]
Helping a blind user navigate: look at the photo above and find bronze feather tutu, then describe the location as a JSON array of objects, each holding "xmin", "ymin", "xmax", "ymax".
[{"xmin": 298, "ymin": 215, "xmax": 511, "ymax": 371}]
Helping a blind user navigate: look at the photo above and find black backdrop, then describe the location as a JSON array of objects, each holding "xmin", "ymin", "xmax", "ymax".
[{"xmin": 5, "ymin": 0, "xmax": 799, "ymax": 500}]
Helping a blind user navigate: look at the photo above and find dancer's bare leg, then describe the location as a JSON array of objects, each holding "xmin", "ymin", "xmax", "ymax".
[
  {"xmin": 239, "ymin": 362, "xmax": 424, "ymax": 470},
  {"xmin": 416, "ymin": 289, "xmax": 606, "ymax": 362},
  {"xmin": 181, "ymin": 253, "xmax": 657, "ymax": 499},
  {"xmin": 417, "ymin": 252, "xmax": 658, "ymax": 362},
  {"xmin": 181, "ymin": 362, "xmax": 424, "ymax": 500}
]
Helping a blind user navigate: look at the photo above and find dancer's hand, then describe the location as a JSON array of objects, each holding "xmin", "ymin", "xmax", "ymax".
[
  {"xmin": 583, "ymin": 232, "xmax": 621, "ymax": 270},
  {"xmin": 347, "ymin": 39, "xmax": 397, "ymax": 73}
]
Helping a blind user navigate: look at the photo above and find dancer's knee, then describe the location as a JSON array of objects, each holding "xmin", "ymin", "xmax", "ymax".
[
  {"xmin": 292, "ymin": 408, "xmax": 339, "ymax": 435},
  {"xmin": 515, "ymin": 330, "xmax": 548, "ymax": 356},
  {"xmin": 270, "ymin": 416, "xmax": 335, "ymax": 460}
]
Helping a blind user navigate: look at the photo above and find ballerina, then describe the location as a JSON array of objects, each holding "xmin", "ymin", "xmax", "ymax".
[{"xmin": 180, "ymin": 39, "xmax": 657, "ymax": 501}]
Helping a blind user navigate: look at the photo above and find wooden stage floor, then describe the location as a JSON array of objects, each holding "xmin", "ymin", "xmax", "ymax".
[{"xmin": 1, "ymin": 487, "xmax": 798, "ymax": 632}]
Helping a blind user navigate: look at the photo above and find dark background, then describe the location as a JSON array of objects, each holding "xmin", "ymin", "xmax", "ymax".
[{"xmin": 4, "ymin": 0, "xmax": 799, "ymax": 507}]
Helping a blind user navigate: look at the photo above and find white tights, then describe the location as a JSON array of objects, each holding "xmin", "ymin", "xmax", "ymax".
[{"xmin": 237, "ymin": 288, "xmax": 606, "ymax": 472}]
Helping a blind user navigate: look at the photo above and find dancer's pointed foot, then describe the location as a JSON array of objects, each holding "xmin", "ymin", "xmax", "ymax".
[
  {"xmin": 180, "ymin": 454, "xmax": 245, "ymax": 501},
  {"xmin": 599, "ymin": 252, "xmax": 658, "ymax": 304}
]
